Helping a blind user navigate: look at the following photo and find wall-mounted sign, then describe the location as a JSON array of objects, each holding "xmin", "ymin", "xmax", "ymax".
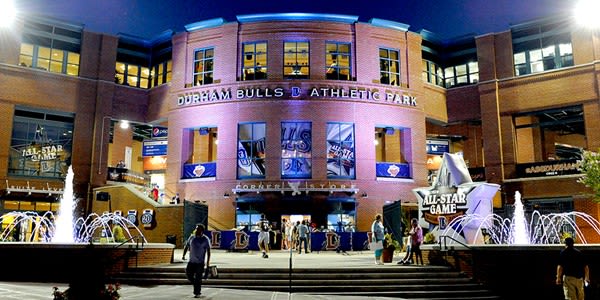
[
  {"xmin": 152, "ymin": 127, "xmax": 168, "ymax": 138},
  {"xmin": 142, "ymin": 140, "xmax": 168, "ymax": 157},
  {"xmin": 177, "ymin": 85, "xmax": 417, "ymax": 107},
  {"xmin": 515, "ymin": 159, "xmax": 581, "ymax": 178},
  {"xmin": 126, "ymin": 210, "xmax": 138, "ymax": 225},
  {"xmin": 183, "ymin": 162, "xmax": 217, "ymax": 179},
  {"xmin": 141, "ymin": 209, "xmax": 154, "ymax": 228},
  {"xmin": 426, "ymin": 139, "xmax": 449, "ymax": 155}
]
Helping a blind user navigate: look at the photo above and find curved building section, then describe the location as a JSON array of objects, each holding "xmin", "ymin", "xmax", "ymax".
[{"xmin": 167, "ymin": 13, "xmax": 432, "ymax": 231}]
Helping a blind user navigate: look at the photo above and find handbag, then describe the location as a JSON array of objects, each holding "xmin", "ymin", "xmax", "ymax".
[
  {"xmin": 369, "ymin": 240, "xmax": 383, "ymax": 251},
  {"xmin": 204, "ymin": 265, "xmax": 218, "ymax": 279}
]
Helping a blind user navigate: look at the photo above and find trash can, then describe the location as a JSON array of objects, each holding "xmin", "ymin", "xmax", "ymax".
[{"xmin": 166, "ymin": 234, "xmax": 176, "ymax": 245}]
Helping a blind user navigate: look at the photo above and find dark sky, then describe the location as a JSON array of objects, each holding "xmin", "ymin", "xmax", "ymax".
[{"xmin": 19, "ymin": 0, "xmax": 573, "ymax": 40}]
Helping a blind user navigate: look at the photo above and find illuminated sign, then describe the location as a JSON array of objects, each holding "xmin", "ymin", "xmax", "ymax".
[
  {"xmin": 21, "ymin": 144, "xmax": 64, "ymax": 161},
  {"xmin": 177, "ymin": 86, "xmax": 417, "ymax": 107}
]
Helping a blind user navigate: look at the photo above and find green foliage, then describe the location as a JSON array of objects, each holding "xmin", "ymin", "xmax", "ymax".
[
  {"xmin": 424, "ymin": 232, "xmax": 436, "ymax": 244},
  {"xmin": 384, "ymin": 233, "xmax": 401, "ymax": 252},
  {"xmin": 578, "ymin": 150, "xmax": 600, "ymax": 203}
]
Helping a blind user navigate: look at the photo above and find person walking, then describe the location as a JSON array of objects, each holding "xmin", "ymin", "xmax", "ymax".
[
  {"xmin": 371, "ymin": 214, "xmax": 384, "ymax": 265},
  {"xmin": 556, "ymin": 237, "xmax": 590, "ymax": 300},
  {"xmin": 185, "ymin": 224, "xmax": 211, "ymax": 298},
  {"xmin": 257, "ymin": 214, "xmax": 271, "ymax": 258}
]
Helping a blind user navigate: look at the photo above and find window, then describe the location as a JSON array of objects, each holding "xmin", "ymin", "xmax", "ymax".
[
  {"xmin": 444, "ymin": 61, "xmax": 479, "ymax": 88},
  {"xmin": 375, "ymin": 127, "xmax": 411, "ymax": 178},
  {"xmin": 326, "ymin": 123, "xmax": 355, "ymax": 179},
  {"xmin": 9, "ymin": 107, "xmax": 74, "ymax": 178},
  {"xmin": 114, "ymin": 62, "xmax": 151, "ymax": 88},
  {"xmin": 193, "ymin": 48, "xmax": 214, "ymax": 86},
  {"xmin": 19, "ymin": 19, "xmax": 81, "ymax": 76},
  {"xmin": 514, "ymin": 106, "xmax": 584, "ymax": 164},
  {"xmin": 19, "ymin": 43, "xmax": 80, "ymax": 76},
  {"xmin": 182, "ymin": 127, "xmax": 217, "ymax": 179},
  {"xmin": 512, "ymin": 22, "xmax": 573, "ymax": 76},
  {"xmin": 242, "ymin": 42, "xmax": 267, "ymax": 80},
  {"xmin": 150, "ymin": 60, "xmax": 172, "ymax": 88},
  {"xmin": 325, "ymin": 42, "xmax": 351, "ymax": 80},
  {"xmin": 379, "ymin": 48, "xmax": 400, "ymax": 86},
  {"xmin": 238, "ymin": 123, "xmax": 266, "ymax": 179},
  {"xmin": 422, "ymin": 60, "xmax": 444, "ymax": 87},
  {"xmin": 281, "ymin": 122, "xmax": 312, "ymax": 178},
  {"xmin": 284, "ymin": 42, "xmax": 309, "ymax": 79}
]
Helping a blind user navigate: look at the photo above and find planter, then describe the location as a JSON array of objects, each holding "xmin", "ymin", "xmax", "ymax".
[{"xmin": 382, "ymin": 247, "xmax": 395, "ymax": 263}]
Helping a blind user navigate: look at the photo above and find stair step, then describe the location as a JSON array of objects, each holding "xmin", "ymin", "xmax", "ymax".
[{"xmin": 112, "ymin": 265, "xmax": 499, "ymax": 299}]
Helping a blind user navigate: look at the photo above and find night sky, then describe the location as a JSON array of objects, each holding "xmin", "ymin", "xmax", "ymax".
[{"xmin": 18, "ymin": 0, "xmax": 573, "ymax": 40}]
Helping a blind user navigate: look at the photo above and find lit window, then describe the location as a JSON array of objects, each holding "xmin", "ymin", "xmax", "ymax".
[
  {"xmin": 379, "ymin": 48, "xmax": 400, "ymax": 86},
  {"xmin": 242, "ymin": 42, "xmax": 267, "ymax": 81},
  {"xmin": 284, "ymin": 42, "xmax": 309, "ymax": 79},
  {"xmin": 193, "ymin": 48, "xmax": 215, "ymax": 86},
  {"xmin": 237, "ymin": 123, "xmax": 266, "ymax": 179},
  {"xmin": 325, "ymin": 42, "xmax": 351, "ymax": 81},
  {"xmin": 327, "ymin": 122, "xmax": 355, "ymax": 179}
]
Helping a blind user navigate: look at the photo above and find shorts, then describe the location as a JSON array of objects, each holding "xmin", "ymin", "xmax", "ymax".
[{"xmin": 258, "ymin": 231, "xmax": 269, "ymax": 245}]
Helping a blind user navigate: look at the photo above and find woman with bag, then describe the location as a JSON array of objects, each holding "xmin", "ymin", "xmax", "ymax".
[{"xmin": 371, "ymin": 214, "xmax": 385, "ymax": 265}]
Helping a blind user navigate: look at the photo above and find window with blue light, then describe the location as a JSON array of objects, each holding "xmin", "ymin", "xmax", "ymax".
[
  {"xmin": 379, "ymin": 48, "xmax": 400, "ymax": 86},
  {"xmin": 193, "ymin": 48, "xmax": 214, "ymax": 86},
  {"xmin": 242, "ymin": 42, "xmax": 267, "ymax": 80},
  {"xmin": 281, "ymin": 122, "xmax": 312, "ymax": 179},
  {"xmin": 326, "ymin": 122, "xmax": 355, "ymax": 179},
  {"xmin": 512, "ymin": 22, "xmax": 573, "ymax": 76},
  {"xmin": 422, "ymin": 60, "xmax": 444, "ymax": 87},
  {"xmin": 444, "ymin": 61, "xmax": 479, "ymax": 88},
  {"xmin": 237, "ymin": 122, "xmax": 266, "ymax": 179},
  {"xmin": 325, "ymin": 42, "xmax": 351, "ymax": 81}
]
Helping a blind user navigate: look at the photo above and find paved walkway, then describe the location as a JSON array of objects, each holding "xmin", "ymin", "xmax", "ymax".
[{"xmin": 0, "ymin": 248, "xmax": 413, "ymax": 299}]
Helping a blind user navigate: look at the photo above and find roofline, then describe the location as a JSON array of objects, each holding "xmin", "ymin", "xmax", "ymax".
[{"xmin": 236, "ymin": 13, "xmax": 358, "ymax": 24}]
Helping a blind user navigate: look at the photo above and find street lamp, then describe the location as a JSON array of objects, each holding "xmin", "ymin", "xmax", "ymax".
[
  {"xmin": 0, "ymin": 0, "xmax": 17, "ymax": 28},
  {"xmin": 574, "ymin": 0, "xmax": 600, "ymax": 29}
]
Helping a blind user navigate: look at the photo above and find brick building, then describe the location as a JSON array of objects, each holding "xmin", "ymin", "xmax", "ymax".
[{"xmin": 0, "ymin": 12, "xmax": 599, "ymax": 243}]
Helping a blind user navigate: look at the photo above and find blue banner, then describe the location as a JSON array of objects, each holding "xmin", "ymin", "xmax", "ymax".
[
  {"xmin": 376, "ymin": 162, "xmax": 410, "ymax": 178},
  {"xmin": 142, "ymin": 140, "xmax": 168, "ymax": 156},
  {"xmin": 426, "ymin": 139, "xmax": 449, "ymax": 155},
  {"xmin": 183, "ymin": 162, "xmax": 216, "ymax": 179}
]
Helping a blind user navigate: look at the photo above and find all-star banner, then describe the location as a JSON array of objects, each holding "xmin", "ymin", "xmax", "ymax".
[{"xmin": 413, "ymin": 153, "xmax": 500, "ymax": 244}]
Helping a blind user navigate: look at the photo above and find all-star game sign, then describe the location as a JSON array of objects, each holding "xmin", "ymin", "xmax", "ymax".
[{"xmin": 413, "ymin": 153, "xmax": 500, "ymax": 244}]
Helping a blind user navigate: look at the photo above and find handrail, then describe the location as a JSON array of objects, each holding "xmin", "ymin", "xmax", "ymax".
[
  {"xmin": 112, "ymin": 235, "xmax": 146, "ymax": 250},
  {"xmin": 438, "ymin": 235, "xmax": 472, "ymax": 251}
]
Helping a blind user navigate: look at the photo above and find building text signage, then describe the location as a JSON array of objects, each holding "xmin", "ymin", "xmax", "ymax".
[{"xmin": 177, "ymin": 86, "xmax": 417, "ymax": 107}]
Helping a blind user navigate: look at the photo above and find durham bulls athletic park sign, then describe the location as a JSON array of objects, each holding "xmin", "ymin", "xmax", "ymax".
[{"xmin": 177, "ymin": 85, "xmax": 417, "ymax": 107}]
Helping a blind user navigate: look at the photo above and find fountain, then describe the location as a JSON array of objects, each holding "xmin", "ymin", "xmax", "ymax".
[
  {"xmin": 0, "ymin": 165, "xmax": 146, "ymax": 243},
  {"xmin": 438, "ymin": 190, "xmax": 600, "ymax": 245}
]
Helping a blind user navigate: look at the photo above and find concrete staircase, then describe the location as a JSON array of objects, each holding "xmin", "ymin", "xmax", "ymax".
[{"xmin": 112, "ymin": 265, "xmax": 501, "ymax": 299}]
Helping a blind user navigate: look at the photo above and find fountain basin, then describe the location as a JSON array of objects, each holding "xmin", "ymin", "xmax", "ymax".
[
  {"xmin": 423, "ymin": 244, "xmax": 600, "ymax": 299},
  {"xmin": 0, "ymin": 242, "xmax": 174, "ymax": 282}
]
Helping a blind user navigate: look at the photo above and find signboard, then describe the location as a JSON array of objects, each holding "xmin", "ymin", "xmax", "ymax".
[
  {"xmin": 375, "ymin": 162, "xmax": 410, "ymax": 178},
  {"xmin": 515, "ymin": 159, "xmax": 581, "ymax": 178},
  {"xmin": 426, "ymin": 139, "xmax": 449, "ymax": 155},
  {"xmin": 142, "ymin": 140, "xmax": 168, "ymax": 157},
  {"xmin": 152, "ymin": 127, "xmax": 168, "ymax": 138},
  {"xmin": 183, "ymin": 162, "xmax": 217, "ymax": 179}
]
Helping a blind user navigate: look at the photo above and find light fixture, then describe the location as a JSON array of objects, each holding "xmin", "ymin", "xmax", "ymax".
[
  {"xmin": 223, "ymin": 192, "xmax": 230, "ymax": 198},
  {"xmin": 0, "ymin": 0, "xmax": 17, "ymax": 28},
  {"xmin": 119, "ymin": 120, "xmax": 130, "ymax": 129},
  {"xmin": 361, "ymin": 192, "xmax": 368, "ymax": 198}
]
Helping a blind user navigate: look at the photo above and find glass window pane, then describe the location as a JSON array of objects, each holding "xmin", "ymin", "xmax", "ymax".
[
  {"xmin": 66, "ymin": 64, "xmax": 78, "ymax": 76},
  {"xmin": 67, "ymin": 52, "xmax": 79, "ymax": 65},
  {"xmin": 20, "ymin": 43, "xmax": 34, "ymax": 56},
  {"xmin": 468, "ymin": 61, "xmax": 478, "ymax": 73},
  {"xmin": 51, "ymin": 49, "xmax": 64, "ymax": 62},
  {"xmin": 50, "ymin": 61, "xmax": 62, "ymax": 73},
  {"xmin": 514, "ymin": 52, "xmax": 526, "ymax": 64},
  {"xmin": 38, "ymin": 47, "xmax": 51, "ymax": 59}
]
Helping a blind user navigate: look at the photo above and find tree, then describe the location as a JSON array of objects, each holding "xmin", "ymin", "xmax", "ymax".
[{"xmin": 578, "ymin": 150, "xmax": 600, "ymax": 203}]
